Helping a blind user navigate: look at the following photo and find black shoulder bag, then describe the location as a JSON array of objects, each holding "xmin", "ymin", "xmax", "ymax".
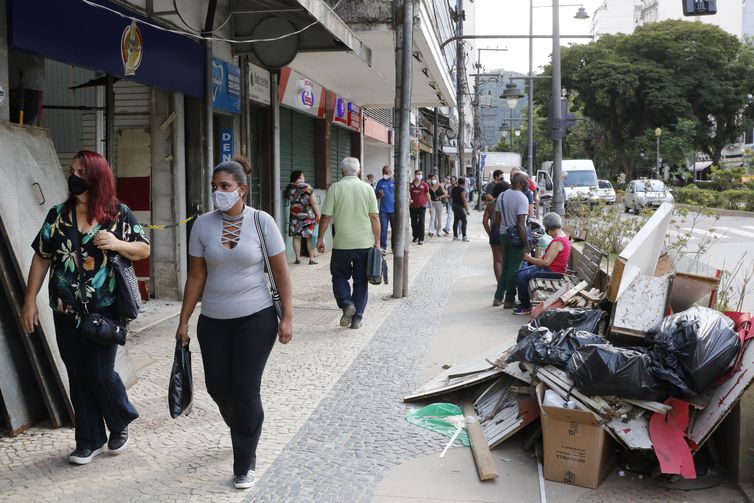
[
  {"xmin": 254, "ymin": 210, "xmax": 283, "ymax": 320},
  {"xmin": 70, "ymin": 209, "xmax": 128, "ymax": 346},
  {"xmin": 106, "ymin": 206, "xmax": 142, "ymax": 322}
]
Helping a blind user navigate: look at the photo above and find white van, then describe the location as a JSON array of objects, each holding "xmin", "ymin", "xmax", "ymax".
[{"xmin": 537, "ymin": 159, "xmax": 600, "ymax": 206}]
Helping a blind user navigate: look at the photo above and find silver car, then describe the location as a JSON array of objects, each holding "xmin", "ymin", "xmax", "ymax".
[
  {"xmin": 597, "ymin": 180, "xmax": 616, "ymax": 204},
  {"xmin": 624, "ymin": 178, "xmax": 674, "ymax": 214}
]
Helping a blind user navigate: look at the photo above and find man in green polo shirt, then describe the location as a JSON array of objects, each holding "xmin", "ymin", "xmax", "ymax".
[{"xmin": 317, "ymin": 157, "xmax": 380, "ymax": 329}]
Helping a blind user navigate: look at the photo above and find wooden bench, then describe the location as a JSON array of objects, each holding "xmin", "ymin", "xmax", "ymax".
[{"xmin": 528, "ymin": 242, "xmax": 608, "ymax": 305}]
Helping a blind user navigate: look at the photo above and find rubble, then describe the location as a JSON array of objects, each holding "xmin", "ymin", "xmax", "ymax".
[{"xmin": 404, "ymin": 203, "xmax": 754, "ymax": 490}]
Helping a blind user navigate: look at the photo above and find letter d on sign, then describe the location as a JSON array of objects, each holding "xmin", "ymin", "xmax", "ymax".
[{"xmin": 219, "ymin": 128, "xmax": 234, "ymax": 162}]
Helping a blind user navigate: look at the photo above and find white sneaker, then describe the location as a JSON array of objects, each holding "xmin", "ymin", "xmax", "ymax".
[{"xmin": 234, "ymin": 471, "xmax": 256, "ymax": 489}]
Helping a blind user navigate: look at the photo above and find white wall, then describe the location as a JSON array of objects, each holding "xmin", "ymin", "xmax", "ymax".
[
  {"xmin": 363, "ymin": 141, "xmax": 393, "ymax": 181},
  {"xmin": 650, "ymin": 0, "xmax": 743, "ymax": 38},
  {"xmin": 592, "ymin": 0, "xmax": 640, "ymax": 37}
]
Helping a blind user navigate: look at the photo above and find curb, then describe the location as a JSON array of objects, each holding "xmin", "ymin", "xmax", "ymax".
[{"xmin": 676, "ymin": 204, "xmax": 754, "ymax": 218}]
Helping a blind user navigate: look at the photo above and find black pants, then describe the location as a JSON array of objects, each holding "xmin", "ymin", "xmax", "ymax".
[
  {"xmin": 197, "ymin": 307, "xmax": 278, "ymax": 476},
  {"xmin": 452, "ymin": 204, "xmax": 467, "ymax": 237},
  {"xmin": 330, "ymin": 248, "xmax": 370, "ymax": 319},
  {"xmin": 410, "ymin": 207, "xmax": 426, "ymax": 241},
  {"xmin": 53, "ymin": 310, "xmax": 139, "ymax": 450}
]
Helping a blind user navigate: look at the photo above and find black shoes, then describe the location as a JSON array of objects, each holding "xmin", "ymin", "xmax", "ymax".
[
  {"xmin": 68, "ymin": 446, "xmax": 104, "ymax": 465},
  {"xmin": 350, "ymin": 317, "xmax": 363, "ymax": 329},
  {"xmin": 340, "ymin": 304, "xmax": 356, "ymax": 327},
  {"xmin": 108, "ymin": 427, "xmax": 129, "ymax": 454}
]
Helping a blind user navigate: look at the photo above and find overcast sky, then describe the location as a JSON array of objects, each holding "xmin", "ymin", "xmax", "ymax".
[{"xmin": 473, "ymin": 0, "xmax": 604, "ymax": 74}]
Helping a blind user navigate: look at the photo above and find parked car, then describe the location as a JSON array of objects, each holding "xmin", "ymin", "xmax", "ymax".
[
  {"xmin": 597, "ymin": 180, "xmax": 616, "ymax": 204},
  {"xmin": 623, "ymin": 178, "xmax": 674, "ymax": 214}
]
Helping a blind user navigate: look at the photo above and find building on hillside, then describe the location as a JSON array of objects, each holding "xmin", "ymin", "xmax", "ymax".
[{"xmin": 476, "ymin": 70, "xmax": 527, "ymax": 152}]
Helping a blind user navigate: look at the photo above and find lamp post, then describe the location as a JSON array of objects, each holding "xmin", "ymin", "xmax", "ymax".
[{"xmin": 655, "ymin": 128, "xmax": 662, "ymax": 178}]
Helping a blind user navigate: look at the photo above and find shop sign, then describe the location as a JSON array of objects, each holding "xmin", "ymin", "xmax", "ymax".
[
  {"xmin": 248, "ymin": 62, "xmax": 270, "ymax": 105},
  {"xmin": 212, "ymin": 58, "xmax": 241, "ymax": 114},
  {"xmin": 219, "ymin": 128, "xmax": 234, "ymax": 162},
  {"xmin": 279, "ymin": 67, "xmax": 325, "ymax": 118},
  {"xmin": 7, "ymin": 0, "xmax": 204, "ymax": 98},
  {"xmin": 330, "ymin": 94, "xmax": 362, "ymax": 133}
]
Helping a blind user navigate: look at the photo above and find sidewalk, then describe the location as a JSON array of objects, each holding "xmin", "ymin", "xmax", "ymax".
[{"xmin": 0, "ymin": 211, "xmax": 748, "ymax": 502}]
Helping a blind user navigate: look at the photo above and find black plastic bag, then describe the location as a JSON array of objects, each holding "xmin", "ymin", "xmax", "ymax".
[
  {"xmin": 567, "ymin": 344, "xmax": 669, "ymax": 401},
  {"xmin": 518, "ymin": 308, "xmax": 604, "ymax": 342},
  {"xmin": 168, "ymin": 340, "xmax": 193, "ymax": 418},
  {"xmin": 647, "ymin": 306, "xmax": 739, "ymax": 396},
  {"xmin": 508, "ymin": 327, "xmax": 607, "ymax": 368}
]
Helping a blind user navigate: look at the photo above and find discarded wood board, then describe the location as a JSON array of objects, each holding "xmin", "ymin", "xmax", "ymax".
[
  {"xmin": 607, "ymin": 202, "xmax": 673, "ymax": 302},
  {"xmin": 688, "ymin": 339, "xmax": 754, "ymax": 450},
  {"xmin": 475, "ymin": 376, "xmax": 540, "ymax": 449},
  {"xmin": 610, "ymin": 273, "xmax": 673, "ymax": 336},
  {"xmin": 670, "ymin": 272, "xmax": 720, "ymax": 312},
  {"xmin": 605, "ymin": 411, "xmax": 653, "ymax": 450},
  {"xmin": 404, "ymin": 342, "xmax": 513, "ymax": 403},
  {"xmin": 462, "ymin": 399, "xmax": 497, "ymax": 481},
  {"xmin": 530, "ymin": 281, "xmax": 573, "ymax": 319}
]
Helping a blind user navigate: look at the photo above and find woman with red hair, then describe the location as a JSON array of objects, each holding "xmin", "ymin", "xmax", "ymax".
[{"xmin": 21, "ymin": 150, "xmax": 150, "ymax": 465}]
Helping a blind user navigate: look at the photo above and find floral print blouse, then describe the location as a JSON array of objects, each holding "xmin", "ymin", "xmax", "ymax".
[{"xmin": 32, "ymin": 203, "xmax": 149, "ymax": 315}]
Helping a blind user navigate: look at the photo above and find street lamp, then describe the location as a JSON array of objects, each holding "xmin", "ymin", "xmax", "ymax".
[
  {"xmin": 655, "ymin": 127, "xmax": 662, "ymax": 178},
  {"xmin": 502, "ymin": 80, "xmax": 524, "ymax": 110}
]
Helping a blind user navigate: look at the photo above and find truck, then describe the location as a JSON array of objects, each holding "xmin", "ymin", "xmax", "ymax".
[
  {"xmin": 480, "ymin": 152, "xmax": 522, "ymax": 186},
  {"xmin": 537, "ymin": 159, "xmax": 600, "ymax": 206}
]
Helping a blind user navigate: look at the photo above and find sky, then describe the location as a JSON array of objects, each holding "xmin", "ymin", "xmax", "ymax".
[{"xmin": 472, "ymin": 0, "xmax": 605, "ymax": 75}]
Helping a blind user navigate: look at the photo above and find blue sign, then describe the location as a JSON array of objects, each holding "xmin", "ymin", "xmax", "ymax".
[
  {"xmin": 8, "ymin": 0, "xmax": 203, "ymax": 98},
  {"xmin": 219, "ymin": 128, "xmax": 234, "ymax": 162},
  {"xmin": 212, "ymin": 59, "xmax": 241, "ymax": 114},
  {"xmin": 480, "ymin": 153, "xmax": 487, "ymax": 170}
]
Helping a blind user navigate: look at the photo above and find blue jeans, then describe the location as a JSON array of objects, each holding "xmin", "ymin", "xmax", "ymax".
[
  {"xmin": 379, "ymin": 211, "xmax": 396, "ymax": 250},
  {"xmin": 516, "ymin": 265, "xmax": 563, "ymax": 308},
  {"xmin": 330, "ymin": 248, "xmax": 370, "ymax": 318}
]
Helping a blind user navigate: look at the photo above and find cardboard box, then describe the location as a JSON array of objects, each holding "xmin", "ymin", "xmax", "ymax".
[{"xmin": 536, "ymin": 383, "xmax": 615, "ymax": 489}]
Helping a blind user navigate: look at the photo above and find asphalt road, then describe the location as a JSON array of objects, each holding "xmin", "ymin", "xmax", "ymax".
[{"xmin": 622, "ymin": 206, "xmax": 754, "ymax": 313}]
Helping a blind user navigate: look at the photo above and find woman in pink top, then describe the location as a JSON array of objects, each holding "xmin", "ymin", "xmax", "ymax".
[{"xmin": 513, "ymin": 212, "xmax": 571, "ymax": 315}]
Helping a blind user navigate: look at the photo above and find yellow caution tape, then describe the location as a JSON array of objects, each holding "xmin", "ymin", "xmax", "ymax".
[{"xmin": 145, "ymin": 214, "xmax": 197, "ymax": 230}]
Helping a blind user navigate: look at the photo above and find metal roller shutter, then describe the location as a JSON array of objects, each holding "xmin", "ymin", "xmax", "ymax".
[
  {"xmin": 330, "ymin": 126, "xmax": 353, "ymax": 183},
  {"xmin": 279, "ymin": 108, "xmax": 293, "ymax": 189},
  {"xmin": 279, "ymin": 108, "xmax": 316, "ymax": 191}
]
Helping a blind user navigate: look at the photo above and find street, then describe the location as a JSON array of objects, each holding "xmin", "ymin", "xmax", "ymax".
[{"xmin": 0, "ymin": 215, "xmax": 747, "ymax": 503}]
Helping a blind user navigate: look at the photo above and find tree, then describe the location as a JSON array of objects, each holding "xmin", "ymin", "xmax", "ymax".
[{"xmin": 536, "ymin": 20, "xmax": 754, "ymax": 179}]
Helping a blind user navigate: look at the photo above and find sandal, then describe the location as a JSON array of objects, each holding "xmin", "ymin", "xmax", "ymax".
[
  {"xmin": 294, "ymin": 259, "xmax": 301, "ymax": 264},
  {"xmin": 309, "ymin": 259, "xmax": 318, "ymax": 265}
]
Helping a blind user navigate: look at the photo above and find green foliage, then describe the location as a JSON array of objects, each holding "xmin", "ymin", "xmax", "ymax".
[
  {"xmin": 536, "ymin": 20, "xmax": 754, "ymax": 179},
  {"xmin": 710, "ymin": 165, "xmax": 748, "ymax": 190},
  {"xmin": 567, "ymin": 202, "xmax": 648, "ymax": 255},
  {"xmin": 672, "ymin": 185, "xmax": 754, "ymax": 211}
]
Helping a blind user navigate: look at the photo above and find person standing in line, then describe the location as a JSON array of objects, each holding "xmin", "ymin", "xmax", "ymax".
[
  {"xmin": 450, "ymin": 177, "xmax": 471, "ymax": 242},
  {"xmin": 443, "ymin": 175, "xmax": 457, "ymax": 235},
  {"xmin": 511, "ymin": 167, "xmax": 536, "ymax": 216},
  {"xmin": 427, "ymin": 174, "xmax": 447, "ymax": 237},
  {"xmin": 492, "ymin": 172, "xmax": 531, "ymax": 307},
  {"xmin": 513, "ymin": 212, "xmax": 571, "ymax": 315},
  {"xmin": 23, "ymin": 151, "xmax": 150, "ymax": 465},
  {"xmin": 467, "ymin": 172, "xmax": 477, "ymax": 207},
  {"xmin": 409, "ymin": 169, "xmax": 430, "ymax": 245},
  {"xmin": 317, "ymin": 157, "xmax": 380, "ymax": 330},
  {"xmin": 175, "ymin": 156, "xmax": 293, "ymax": 490},
  {"xmin": 374, "ymin": 165, "xmax": 395, "ymax": 255},
  {"xmin": 285, "ymin": 170, "xmax": 320, "ymax": 265},
  {"xmin": 366, "ymin": 173, "xmax": 376, "ymax": 188},
  {"xmin": 482, "ymin": 182, "xmax": 508, "ymax": 281},
  {"xmin": 484, "ymin": 169, "xmax": 508, "ymax": 202}
]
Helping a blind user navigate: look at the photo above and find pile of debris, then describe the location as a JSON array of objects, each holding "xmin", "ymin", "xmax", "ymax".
[{"xmin": 404, "ymin": 203, "xmax": 754, "ymax": 491}]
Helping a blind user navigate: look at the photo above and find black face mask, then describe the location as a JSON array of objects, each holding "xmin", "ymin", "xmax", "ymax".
[{"xmin": 68, "ymin": 174, "xmax": 89, "ymax": 196}]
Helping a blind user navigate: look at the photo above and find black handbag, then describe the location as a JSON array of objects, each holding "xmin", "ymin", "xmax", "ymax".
[
  {"xmin": 254, "ymin": 209, "xmax": 283, "ymax": 320},
  {"xmin": 71, "ymin": 209, "xmax": 128, "ymax": 346},
  {"xmin": 108, "ymin": 251, "xmax": 141, "ymax": 321},
  {"xmin": 168, "ymin": 340, "xmax": 193, "ymax": 418}
]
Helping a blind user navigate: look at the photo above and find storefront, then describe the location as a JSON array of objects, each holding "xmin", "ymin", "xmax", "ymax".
[
  {"xmin": 329, "ymin": 93, "xmax": 361, "ymax": 183},
  {"xmin": 362, "ymin": 116, "xmax": 393, "ymax": 181}
]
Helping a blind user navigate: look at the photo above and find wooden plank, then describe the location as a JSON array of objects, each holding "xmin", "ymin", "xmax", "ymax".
[
  {"xmin": 560, "ymin": 281, "xmax": 588, "ymax": 303},
  {"xmin": 403, "ymin": 342, "xmax": 513, "ymax": 403},
  {"xmin": 463, "ymin": 399, "xmax": 498, "ymax": 481}
]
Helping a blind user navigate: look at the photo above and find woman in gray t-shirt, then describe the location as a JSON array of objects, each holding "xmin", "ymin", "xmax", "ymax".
[{"xmin": 175, "ymin": 157, "xmax": 292, "ymax": 490}]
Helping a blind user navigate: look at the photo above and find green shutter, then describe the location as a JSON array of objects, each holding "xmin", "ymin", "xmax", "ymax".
[
  {"xmin": 330, "ymin": 126, "xmax": 353, "ymax": 183},
  {"xmin": 279, "ymin": 108, "xmax": 293, "ymax": 190},
  {"xmin": 292, "ymin": 112, "xmax": 316, "ymax": 185}
]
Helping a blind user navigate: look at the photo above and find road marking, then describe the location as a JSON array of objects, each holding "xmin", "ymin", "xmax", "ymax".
[
  {"xmin": 680, "ymin": 227, "xmax": 730, "ymax": 240},
  {"xmin": 743, "ymin": 225, "xmax": 754, "ymax": 231},
  {"xmin": 667, "ymin": 230, "xmax": 697, "ymax": 241},
  {"xmin": 714, "ymin": 226, "xmax": 754, "ymax": 238}
]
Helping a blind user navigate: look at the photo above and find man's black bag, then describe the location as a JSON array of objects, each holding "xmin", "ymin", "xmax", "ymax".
[
  {"xmin": 168, "ymin": 340, "xmax": 193, "ymax": 418},
  {"xmin": 367, "ymin": 247, "xmax": 389, "ymax": 285}
]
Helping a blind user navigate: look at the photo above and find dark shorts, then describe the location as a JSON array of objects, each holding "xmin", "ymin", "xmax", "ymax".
[{"xmin": 489, "ymin": 225, "xmax": 501, "ymax": 246}]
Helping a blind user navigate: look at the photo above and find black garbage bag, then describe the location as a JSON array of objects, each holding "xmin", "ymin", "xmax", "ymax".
[
  {"xmin": 647, "ymin": 306, "xmax": 739, "ymax": 396},
  {"xmin": 517, "ymin": 308, "xmax": 603, "ymax": 342},
  {"xmin": 168, "ymin": 340, "xmax": 193, "ymax": 418},
  {"xmin": 508, "ymin": 327, "xmax": 608, "ymax": 368},
  {"xmin": 567, "ymin": 344, "xmax": 669, "ymax": 401}
]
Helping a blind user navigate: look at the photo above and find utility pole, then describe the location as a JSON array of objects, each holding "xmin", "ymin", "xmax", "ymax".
[
  {"xmin": 203, "ymin": 0, "xmax": 217, "ymax": 213},
  {"xmin": 551, "ymin": 0, "xmax": 565, "ymax": 216},
  {"xmin": 472, "ymin": 51, "xmax": 481, "ymax": 209},
  {"xmin": 455, "ymin": 0, "xmax": 465, "ymax": 178},
  {"xmin": 392, "ymin": 0, "xmax": 414, "ymax": 298},
  {"xmin": 527, "ymin": 0, "xmax": 535, "ymax": 177}
]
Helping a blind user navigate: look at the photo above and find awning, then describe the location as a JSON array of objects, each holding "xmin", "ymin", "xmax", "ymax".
[
  {"xmin": 689, "ymin": 161, "xmax": 713, "ymax": 172},
  {"xmin": 442, "ymin": 146, "xmax": 475, "ymax": 161},
  {"xmin": 232, "ymin": 0, "xmax": 371, "ymax": 66}
]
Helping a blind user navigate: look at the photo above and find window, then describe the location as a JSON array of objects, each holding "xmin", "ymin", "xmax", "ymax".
[
  {"xmin": 598, "ymin": 180, "xmax": 613, "ymax": 189},
  {"xmin": 635, "ymin": 180, "xmax": 666, "ymax": 192},
  {"xmin": 564, "ymin": 170, "xmax": 598, "ymax": 187}
]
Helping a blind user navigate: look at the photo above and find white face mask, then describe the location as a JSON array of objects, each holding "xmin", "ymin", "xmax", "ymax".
[
  {"xmin": 213, "ymin": 189, "xmax": 241, "ymax": 212},
  {"xmin": 430, "ymin": 179, "xmax": 438, "ymax": 185},
  {"xmin": 383, "ymin": 174, "xmax": 391, "ymax": 180},
  {"xmin": 416, "ymin": 175, "xmax": 423, "ymax": 180}
]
